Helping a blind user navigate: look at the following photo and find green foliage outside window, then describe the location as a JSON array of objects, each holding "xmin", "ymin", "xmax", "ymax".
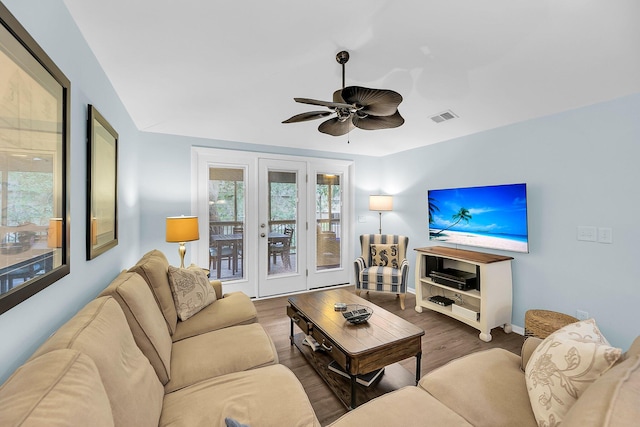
[{"xmin": 3, "ymin": 171, "xmax": 53, "ymax": 226}]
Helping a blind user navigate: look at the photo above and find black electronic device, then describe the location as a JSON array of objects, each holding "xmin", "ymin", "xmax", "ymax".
[
  {"xmin": 425, "ymin": 255, "xmax": 443, "ymax": 277},
  {"xmin": 428, "ymin": 295, "xmax": 454, "ymax": 306},
  {"xmin": 429, "ymin": 268, "xmax": 477, "ymax": 291}
]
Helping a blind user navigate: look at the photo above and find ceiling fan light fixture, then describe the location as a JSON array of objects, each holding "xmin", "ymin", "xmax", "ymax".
[{"xmin": 282, "ymin": 51, "xmax": 404, "ymax": 138}]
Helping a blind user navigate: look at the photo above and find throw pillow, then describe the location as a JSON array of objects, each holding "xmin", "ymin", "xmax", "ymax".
[
  {"xmin": 167, "ymin": 264, "xmax": 217, "ymax": 321},
  {"xmin": 225, "ymin": 418, "xmax": 250, "ymax": 427},
  {"xmin": 370, "ymin": 243, "xmax": 399, "ymax": 268},
  {"xmin": 525, "ymin": 319, "xmax": 622, "ymax": 426}
]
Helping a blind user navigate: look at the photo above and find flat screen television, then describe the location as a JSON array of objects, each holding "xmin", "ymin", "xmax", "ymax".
[{"xmin": 428, "ymin": 183, "xmax": 529, "ymax": 253}]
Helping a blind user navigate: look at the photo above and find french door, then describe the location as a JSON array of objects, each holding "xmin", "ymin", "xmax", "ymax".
[
  {"xmin": 257, "ymin": 159, "xmax": 306, "ymax": 297},
  {"xmin": 191, "ymin": 148, "xmax": 352, "ymax": 298}
]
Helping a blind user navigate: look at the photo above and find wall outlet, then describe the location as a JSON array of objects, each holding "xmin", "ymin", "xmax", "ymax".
[
  {"xmin": 576, "ymin": 310, "xmax": 589, "ymax": 320},
  {"xmin": 357, "ymin": 215, "xmax": 366, "ymax": 223}
]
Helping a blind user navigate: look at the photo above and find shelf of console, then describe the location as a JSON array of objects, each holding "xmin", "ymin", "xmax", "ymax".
[{"xmin": 414, "ymin": 246, "xmax": 514, "ymax": 342}]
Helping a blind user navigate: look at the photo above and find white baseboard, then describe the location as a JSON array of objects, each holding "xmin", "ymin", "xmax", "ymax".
[{"xmin": 512, "ymin": 325, "xmax": 524, "ymax": 336}]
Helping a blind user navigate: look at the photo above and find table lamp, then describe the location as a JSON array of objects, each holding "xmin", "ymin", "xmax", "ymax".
[
  {"xmin": 166, "ymin": 216, "xmax": 199, "ymax": 268},
  {"xmin": 369, "ymin": 195, "xmax": 393, "ymax": 234}
]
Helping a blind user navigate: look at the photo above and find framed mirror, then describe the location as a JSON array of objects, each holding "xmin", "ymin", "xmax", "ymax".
[
  {"xmin": 0, "ymin": 3, "xmax": 71, "ymax": 315},
  {"xmin": 87, "ymin": 105, "xmax": 118, "ymax": 260}
]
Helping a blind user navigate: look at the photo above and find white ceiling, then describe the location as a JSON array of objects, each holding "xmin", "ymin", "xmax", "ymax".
[{"xmin": 62, "ymin": 0, "xmax": 640, "ymax": 156}]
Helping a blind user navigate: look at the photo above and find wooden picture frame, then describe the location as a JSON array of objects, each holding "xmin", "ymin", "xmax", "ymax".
[
  {"xmin": 0, "ymin": 3, "xmax": 71, "ymax": 315},
  {"xmin": 87, "ymin": 105, "xmax": 118, "ymax": 259}
]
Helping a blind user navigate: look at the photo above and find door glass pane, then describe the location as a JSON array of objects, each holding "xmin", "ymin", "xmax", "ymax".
[
  {"xmin": 268, "ymin": 171, "xmax": 296, "ymax": 276},
  {"xmin": 316, "ymin": 173, "xmax": 341, "ymax": 270},
  {"xmin": 208, "ymin": 167, "xmax": 244, "ymax": 281}
]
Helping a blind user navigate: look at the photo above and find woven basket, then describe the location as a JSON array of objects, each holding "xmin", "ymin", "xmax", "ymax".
[{"xmin": 524, "ymin": 309, "xmax": 579, "ymax": 339}]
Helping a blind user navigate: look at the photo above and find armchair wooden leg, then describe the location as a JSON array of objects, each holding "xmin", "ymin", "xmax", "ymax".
[
  {"xmin": 399, "ymin": 294, "xmax": 406, "ymax": 310},
  {"xmin": 355, "ymin": 290, "xmax": 361, "ymax": 297}
]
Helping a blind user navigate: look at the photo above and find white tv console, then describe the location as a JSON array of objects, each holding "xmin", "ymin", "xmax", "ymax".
[{"xmin": 414, "ymin": 246, "xmax": 513, "ymax": 342}]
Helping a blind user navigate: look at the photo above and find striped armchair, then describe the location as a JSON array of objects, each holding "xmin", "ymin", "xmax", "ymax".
[{"xmin": 354, "ymin": 234, "xmax": 409, "ymax": 310}]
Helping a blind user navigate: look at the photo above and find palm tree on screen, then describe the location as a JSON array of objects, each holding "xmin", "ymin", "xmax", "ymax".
[
  {"xmin": 434, "ymin": 207, "xmax": 472, "ymax": 236},
  {"xmin": 428, "ymin": 197, "xmax": 439, "ymax": 224}
]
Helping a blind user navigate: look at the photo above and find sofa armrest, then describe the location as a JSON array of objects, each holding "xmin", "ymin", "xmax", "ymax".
[
  {"xmin": 209, "ymin": 280, "xmax": 223, "ymax": 300},
  {"xmin": 520, "ymin": 336, "xmax": 543, "ymax": 371}
]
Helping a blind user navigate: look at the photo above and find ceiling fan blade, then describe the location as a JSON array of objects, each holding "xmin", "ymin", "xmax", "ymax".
[
  {"xmin": 282, "ymin": 111, "xmax": 333, "ymax": 123},
  {"xmin": 294, "ymin": 97, "xmax": 353, "ymax": 110},
  {"xmin": 332, "ymin": 89, "xmax": 346, "ymax": 103},
  {"xmin": 352, "ymin": 110, "xmax": 405, "ymax": 130},
  {"xmin": 341, "ymin": 86, "xmax": 403, "ymax": 117},
  {"xmin": 318, "ymin": 117, "xmax": 356, "ymax": 136}
]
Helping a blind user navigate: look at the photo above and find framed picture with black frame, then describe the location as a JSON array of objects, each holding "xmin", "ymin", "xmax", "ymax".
[
  {"xmin": 87, "ymin": 105, "xmax": 118, "ymax": 260},
  {"xmin": 0, "ymin": 3, "xmax": 71, "ymax": 315}
]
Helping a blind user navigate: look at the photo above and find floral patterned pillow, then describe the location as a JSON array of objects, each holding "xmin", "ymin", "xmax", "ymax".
[
  {"xmin": 167, "ymin": 264, "xmax": 217, "ymax": 321},
  {"xmin": 525, "ymin": 319, "xmax": 622, "ymax": 426},
  {"xmin": 370, "ymin": 244, "xmax": 399, "ymax": 268}
]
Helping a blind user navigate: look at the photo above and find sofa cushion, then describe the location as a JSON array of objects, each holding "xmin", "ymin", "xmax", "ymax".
[
  {"xmin": 160, "ymin": 364, "xmax": 320, "ymax": 427},
  {"xmin": 525, "ymin": 319, "xmax": 622, "ymax": 427},
  {"xmin": 165, "ymin": 323, "xmax": 278, "ymax": 393},
  {"xmin": 420, "ymin": 348, "xmax": 537, "ymax": 427},
  {"xmin": 563, "ymin": 354, "xmax": 640, "ymax": 427},
  {"xmin": 129, "ymin": 249, "xmax": 178, "ymax": 335},
  {"xmin": 358, "ymin": 266, "xmax": 406, "ymax": 293},
  {"xmin": 99, "ymin": 270, "xmax": 173, "ymax": 385},
  {"xmin": 327, "ymin": 386, "xmax": 472, "ymax": 427},
  {"xmin": 520, "ymin": 336, "xmax": 543, "ymax": 371},
  {"xmin": 172, "ymin": 291, "xmax": 257, "ymax": 342},
  {"xmin": 0, "ymin": 349, "xmax": 114, "ymax": 426},
  {"xmin": 168, "ymin": 264, "xmax": 217, "ymax": 321},
  {"xmin": 30, "ymin": 297, "xmax": 164, "ymax": 427}
]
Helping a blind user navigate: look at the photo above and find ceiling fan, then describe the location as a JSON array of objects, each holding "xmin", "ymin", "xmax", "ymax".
[{"xmin": 282, "ymin": 51, "xmax": 405, "ymax": 137}]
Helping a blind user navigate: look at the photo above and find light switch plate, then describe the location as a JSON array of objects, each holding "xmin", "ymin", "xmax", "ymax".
[
  {"xmin": 577, "ymin": 226, "xmax": 597, "ymax": 242},
  {"xmin": 598, "ymin": 227, "xmax": 613, "ymax": 244}
]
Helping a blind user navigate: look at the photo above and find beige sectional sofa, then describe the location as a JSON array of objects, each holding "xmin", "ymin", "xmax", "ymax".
[
  {"xmin": 2, "ymin": 248, "xmax": 638, "ymax": 426},
  {"xmin": 0, "ymin": 250, "xmax": 320, "ymax": 427},
  {"xmin": 329, "ymin": 334, "xmax": 640, "ymax": 427}
]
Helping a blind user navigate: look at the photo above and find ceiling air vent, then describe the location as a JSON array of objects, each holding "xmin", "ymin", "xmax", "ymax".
[{"xmin": 430, "ymin": 110, "xmax": 458, "ymax": 123}]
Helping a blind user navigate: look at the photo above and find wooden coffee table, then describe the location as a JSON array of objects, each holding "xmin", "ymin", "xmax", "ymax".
[{"xmin": 287, "ymin": 288, "xmax": 424, "ymax": 409}]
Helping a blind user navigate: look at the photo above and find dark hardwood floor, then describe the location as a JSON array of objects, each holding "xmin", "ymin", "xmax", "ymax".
[{"xmin": 254, "ymin": 287, "xmax": 525, "ymax": 426}]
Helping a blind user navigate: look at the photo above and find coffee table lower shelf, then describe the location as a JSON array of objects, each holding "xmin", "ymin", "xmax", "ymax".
[{"xmin": 291, "ymin": 333, "xmax": 415, "ymax": 409}]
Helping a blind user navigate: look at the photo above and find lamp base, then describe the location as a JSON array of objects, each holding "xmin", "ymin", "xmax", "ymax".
[
  {"xmin": 178, "ymin": 242, "xmax": 186, "ymax": 268},
  {"xmin": 378, "ymin": 212, "xmax": 383, "ymax": 234}
]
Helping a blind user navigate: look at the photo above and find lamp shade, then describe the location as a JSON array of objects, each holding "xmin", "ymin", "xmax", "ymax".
[
  {"xmin": 166, "ymin": 216, "xmax": 199, "ymax": 242},
  {"xmin": 369, "ymin": 195, "xmax": 393, "ymax": 211},
  {"xmin": 47, "ymin": 218, "xmax": 63, "ymax": 248}
]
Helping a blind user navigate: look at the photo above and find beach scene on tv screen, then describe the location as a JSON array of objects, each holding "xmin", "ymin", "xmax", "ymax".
[{"xmin": 428, "ymin": 183, "xmax": 529, "ymax": 253}]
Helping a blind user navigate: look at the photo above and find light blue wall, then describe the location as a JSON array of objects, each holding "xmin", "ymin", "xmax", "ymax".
[
  {"xmin": 375, "ymin": 93, "xmax": 640, "ymax": 349},
  {"xmin": 0, "ymin": 0, "xmax": 141, "ymax": 383},
  {"xmin": 137, "ymin": 132, "xmax": 374, "ymax": 265}
]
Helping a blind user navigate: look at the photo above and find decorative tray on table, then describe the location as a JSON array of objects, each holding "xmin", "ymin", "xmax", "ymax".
[{"xmin": 341, "ymin": 304, "xmax": 373, "ymax": 324}]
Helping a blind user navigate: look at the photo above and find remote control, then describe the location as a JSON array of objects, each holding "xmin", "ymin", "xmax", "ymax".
[{"xmin": 342, "ymin": 308, "xmax": 370, "ymax": 322}]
